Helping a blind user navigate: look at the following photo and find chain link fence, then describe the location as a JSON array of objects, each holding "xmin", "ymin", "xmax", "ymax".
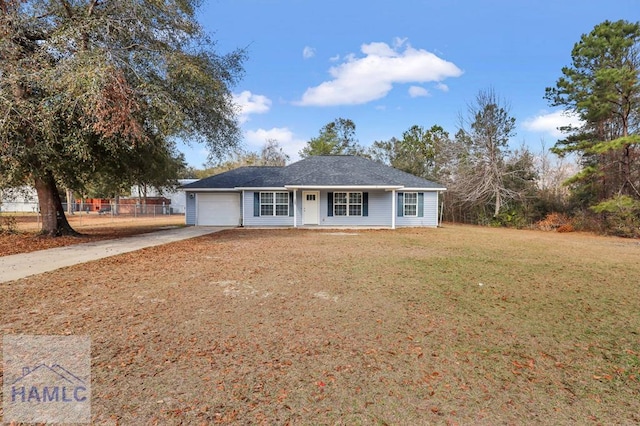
[{"xmin": 1, "ymin": 202, "xmax": 185, "ymax": 232}]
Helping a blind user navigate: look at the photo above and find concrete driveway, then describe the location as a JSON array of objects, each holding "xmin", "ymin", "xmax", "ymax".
[{"xmin": 0, "ymin": 227, "xmax": 227, "ymax": 284}]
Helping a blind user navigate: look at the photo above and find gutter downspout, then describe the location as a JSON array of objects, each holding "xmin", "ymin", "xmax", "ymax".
[
  {"xmin": 241, "ymin": 190, "xmax": 245, "ymax": 227},
  {"xmin": 293, "ymin": 190, "xmax": 297, "ymax": 228}
]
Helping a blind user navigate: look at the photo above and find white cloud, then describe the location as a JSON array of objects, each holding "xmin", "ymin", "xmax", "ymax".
[
  {"xmin": 303, "ymin": 46, "xmax": 316, "ymax": 59},
  {"xmin": 329, "ymin": 54, "xmax": 341, "ymax": 62},
  {"xmin": 233, "ymin": 91, "xmax": 272, "ymax": 123},
  {"xmin": 393, "ymin": 37, "xmax": 408, "ymax": 49},
  {"xmin": 523, "ymin": 110, "xmax": 583, "ymax": 138},
  {"xmin": 296, "ymin": 39, "xmax": 463, "ymax": 106},
  {"xmin": 408, "ymin": 86, "xmax": 430, "ymax": 98},
  {"xmin": 435, "ymin": 82, "xmax": 449, "ymax": 92},
  {"xmin": 361, "ymin": 42, "xmax": 397, "ymax": 57},
  {"xmin": 344, "ymin": 53, "xmax": 357, "ymax": 62},
  {"xmin": 245, "ymin": 127, "xmax": 306, "ymax": 162}
]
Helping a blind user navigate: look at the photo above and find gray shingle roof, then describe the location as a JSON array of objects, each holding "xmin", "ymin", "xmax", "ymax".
[
  {"xmin": 183, "ymin": 156, "xmax": 445, "ymax": 190},
  {"xmin": 182, "ymin": 166, "xmax": 282, "ymax": 189}
]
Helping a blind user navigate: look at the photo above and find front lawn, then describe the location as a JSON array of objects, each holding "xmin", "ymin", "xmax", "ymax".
[{"xmin": 1, "ymin": 225, "xmax": 639, "ymax": 424}]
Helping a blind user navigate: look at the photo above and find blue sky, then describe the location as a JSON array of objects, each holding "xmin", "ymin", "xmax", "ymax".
[{"xmin": 179, "ymin": 0, "xmax": 638, "ymax": 167}]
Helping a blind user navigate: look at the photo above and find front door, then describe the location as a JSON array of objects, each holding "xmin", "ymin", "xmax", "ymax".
[{"xmin": 302, "ymin": 191, "xmax": 319, "ymax": 225}]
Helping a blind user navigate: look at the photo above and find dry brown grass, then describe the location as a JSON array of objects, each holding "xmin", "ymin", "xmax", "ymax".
[
  {"xmin": 1, "ymin": 224, "xmax": 639, "ymax": 424},
  {"xmin": 5, "ymin": 212, "xmax": 184, "ymax": 232},
  {"xmin": 0, "ymin": 215, "xmax": 185, "ymax": 256}
]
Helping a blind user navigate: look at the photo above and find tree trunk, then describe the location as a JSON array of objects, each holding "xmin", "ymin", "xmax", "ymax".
[
  {"xmin": 142, "ymin": 183, "xmax": 147, "ymax": 214},
  {"xmin": 34, "ymin": 172, "xmax": 78, "ymax": 236},
  {"xmin": 66, "ymin": 188, "xmax": 74, "ymax": 215}
]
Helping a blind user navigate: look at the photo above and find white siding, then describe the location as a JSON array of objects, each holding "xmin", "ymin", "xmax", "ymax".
[{"xmin": 0, "ymin": 187, "xmax": 39, "ymax": 212}]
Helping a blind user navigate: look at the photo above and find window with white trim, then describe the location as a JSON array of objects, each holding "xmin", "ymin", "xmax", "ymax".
[
  {"xmin": 334, "ymin": 192, "xmax": 362, "ymax": 216},
  {"xmin": 260, "ymin": 192, "xmax": 289, "ymax": 216},
  {"xmin": 404, "ymin": 192, "xmax": 418, "ymax": 216}
]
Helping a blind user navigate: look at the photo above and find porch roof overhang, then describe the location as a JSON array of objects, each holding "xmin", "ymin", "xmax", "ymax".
[
  {"xmin": 284, "ymin": 185, "xmax": 404, "ymax": 190},
  {"xmin": 235, "ymin": 187, "xmax": 288, "ymax": 191}
]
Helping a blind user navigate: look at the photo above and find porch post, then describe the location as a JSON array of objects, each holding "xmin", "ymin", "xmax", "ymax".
[
  {"xmin": 293, "ymin": 190, "xmax": 297, "ymax": 228},
  {"xmin": 391, "ymin": 189, "xmax": 396, "ymax": 230},
  {"xmin": 241, "ymin": 190, "xmax": 245, "ymax": 227}
]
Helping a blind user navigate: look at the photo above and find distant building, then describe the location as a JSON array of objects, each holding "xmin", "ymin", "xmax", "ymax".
[
  {"xmin": 75, "ymin": 198, "xmax": 110, "ymax": 213},
  {"xmin": 1, "ymin": 179, "xmax": 198, "ymax": 214},
  {"xmin": 0, "ymin": 187, "xmax": 39, "ymax": 212},
  {"xmin": 130, "ymin": 179, "xmax": 197, "ymax": 214}
]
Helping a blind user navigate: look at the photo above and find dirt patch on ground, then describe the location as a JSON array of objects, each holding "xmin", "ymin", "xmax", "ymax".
[
  {"xmin": 1, "ymin": 225, "xmax": 639, "ymax": 424},
  {"xmin": 0, "ymin": 215, "xmax": 184, "ymax": 256}
]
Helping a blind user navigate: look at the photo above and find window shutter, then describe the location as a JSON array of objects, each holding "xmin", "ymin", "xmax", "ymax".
[
  {"xmin": 253, "ymin": 192, "xmax": 260, "ymax": 217},
  {"xmin": 397, "ymin": 192, "xmax": 404, "ymax": 217},
  {"xmin": 289, "ymin": 192, "xmax": 294, "ymax": 217},
  {"xmin": 363, "ymin": 192, "xmax": 368, "ymax": 217},
  {"xmin": 418, "ymin": 192, "xmax": 424, "ymax": 217},
  {"xmin": 327, "ymin": 192, "xmax": 333, "ymax": 217}
]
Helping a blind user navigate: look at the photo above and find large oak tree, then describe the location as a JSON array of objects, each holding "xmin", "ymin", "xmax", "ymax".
[{"xmin": 0, "ymin": 0, "xmax": 244, "ymax": 235}]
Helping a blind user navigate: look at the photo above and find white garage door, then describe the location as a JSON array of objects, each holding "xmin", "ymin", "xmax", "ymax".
[{"xmin": 196, "ymin": 193, "xmax": 241, "ymax": 226}]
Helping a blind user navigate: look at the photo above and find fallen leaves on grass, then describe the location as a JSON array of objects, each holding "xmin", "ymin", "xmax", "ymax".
[
  {"xmin": 2, "ymin": 227, "xmax": 640, "ymax": 424},
  {"xmin": 0, "ymin": 225, "xmax": 180, "ymax": 256}
]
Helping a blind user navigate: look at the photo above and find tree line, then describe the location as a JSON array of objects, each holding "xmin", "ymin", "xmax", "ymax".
[
  {"xmin": 194, "ymin": 20, "xmax": 639, "ymax": 236},
  {"xmin": 268, "ymin": 101, "xmax": 555, "ymax": 230},
  {"xmin": 280, "ymin": 20, "xmax": 640, "ymax": 236}
]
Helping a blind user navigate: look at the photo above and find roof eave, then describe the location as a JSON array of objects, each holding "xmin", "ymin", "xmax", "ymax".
[
  {"xmin": 183, "ymin": 188, "xmax": 240, "ymax": 192},
  {"xmin": 285, "ymin": 185, "xmax": 404, "ymax": 190},
  {"xmin": 235, "ymin": 187, "xmax": 288, "ymax": 191},
  {"xmin": 401, "ymin": 187, "xmax": 447, "ymax": 191},
  {"xmin": 186, "ymin": 185, "xmax": 446, "ymax": 191}
]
